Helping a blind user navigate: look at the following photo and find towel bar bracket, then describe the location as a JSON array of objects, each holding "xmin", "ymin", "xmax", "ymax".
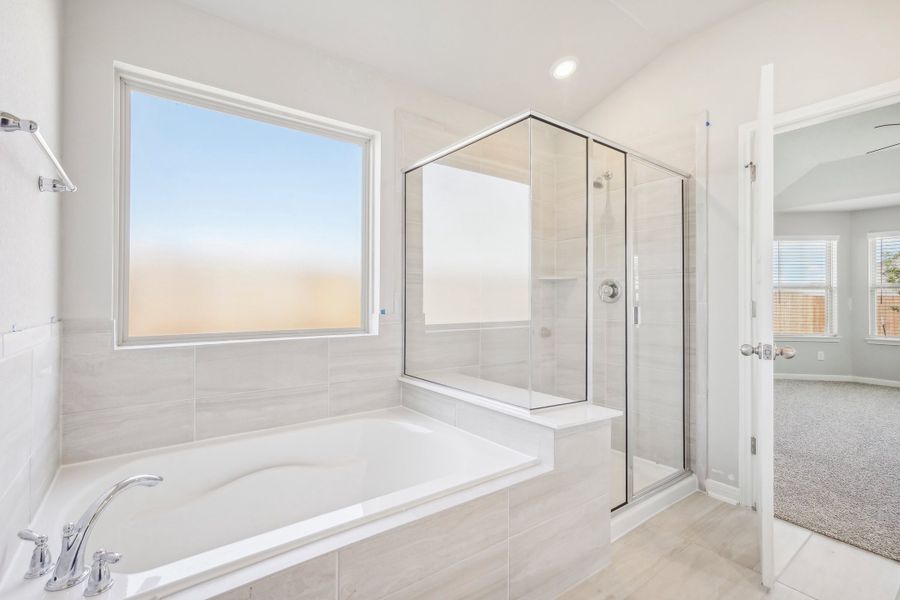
[{"xmin": 1, "ymin": 110, "xmax": 76, "ymax": 193}]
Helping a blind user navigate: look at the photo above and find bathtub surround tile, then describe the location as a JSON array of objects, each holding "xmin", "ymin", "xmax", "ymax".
[
  {"xmin": 32, "ymin": 331, "xmax": 61, "ymax": 435},
  {"xmin": 196, "ymin": 339, "xmax": 328, "ymax": 398},
  {"xmin": 509, "ymin": 424, "xmax": 609, "ymax": 535},
  {"xmin": 211, "ymin": 553, "xmax": 336, "ymax": 600},
  {"xmin": 509, "ymin": 497, "xmax": 610, "ymax": 600},
  {"xmin": 382, "ymin": 541, "xmax": 508, "ymax": 600},
  {"xmin": 60, "ymin": 316, "xmax": 410, "ymax": 462},
  {"xmin": 63, "ymin": 341, "xmax": 194, "ymax": 413},
  {"xmin": 401, "ymin": 382, "xmax": 457, "ymax": 424},
  {"xmin": 327, "ymin": 322, "xmax": 402, "ymax": 383},
  {"xmin": 2, "ymin": 323, "xmax": 51, "ymax": 356},
  {"xmin": 455, "ymin": 402, "xmax": 553, "ymax": 459},
  {"xmin": 62, "ymin": 398, "xmax": 193, "ymax": 463},
  {"xmin": 196, "ymin": 385, "xmax": 329, "ymax": 439},
  {"xmin": 329, "ymin": 376, "xmax": 399, "ymax": 416},
  {"xmin": 338, "ymin": 490, "xmax": 508, "ymax": 599}
]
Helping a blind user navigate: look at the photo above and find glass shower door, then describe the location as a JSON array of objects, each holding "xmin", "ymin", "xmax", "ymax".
[{"xmin": 627, "ymin": 157, "xmax": 686, "ymax": 496}]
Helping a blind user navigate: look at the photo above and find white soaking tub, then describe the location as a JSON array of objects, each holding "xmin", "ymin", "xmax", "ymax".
[{"xmin": 1, "ymin": 407, "xmax": 539, "ymax": 599}]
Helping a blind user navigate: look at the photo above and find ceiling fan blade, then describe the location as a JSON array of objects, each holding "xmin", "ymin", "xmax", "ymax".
[
  {"xmin": 874, "ymin": 123, "xmax": 900, "ymax": 129},
  {"xmin": 866, "ymin": 141, "xmax": 900, "ymax": 154}
]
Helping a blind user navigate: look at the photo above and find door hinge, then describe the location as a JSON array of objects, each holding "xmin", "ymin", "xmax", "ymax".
[
  {"xmin": 745, "ymin": 161, "xmax": 757, "ymax": 182},
  {"xmin": 750, "ymin": 436, "xmax": 757, "ymax": 455}
]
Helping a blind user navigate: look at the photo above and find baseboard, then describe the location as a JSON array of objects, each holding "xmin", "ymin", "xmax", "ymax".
[
  {"xmin": 774, "ymin": 373, "xmax": 900, "ymax": 388},
  {"xmin": 610, "ymin": 473, "xmax": 698, "ymax": 541},
  {"xmin": 705, "ymin": 479, "xmax": 740, "ymax": 505}
]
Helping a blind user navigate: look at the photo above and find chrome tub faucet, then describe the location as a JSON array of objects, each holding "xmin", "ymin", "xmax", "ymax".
[{"xmin": 44, "ymin": 474, "xmax": 163, "ymax": 592}]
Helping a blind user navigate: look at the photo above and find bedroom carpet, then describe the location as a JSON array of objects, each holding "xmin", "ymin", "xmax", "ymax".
[{"xmin": 774, "ymin": 379, "xmax": 900, "ymax": 562}]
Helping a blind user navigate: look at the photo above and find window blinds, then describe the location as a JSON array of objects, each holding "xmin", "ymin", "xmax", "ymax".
[
  {"xmin": 772, "ymin": 238, "xmax": 838, "ymax": 336},
  {"xmin": 869, "ymin": 233, "xmax": 900, "ymax": 338}
]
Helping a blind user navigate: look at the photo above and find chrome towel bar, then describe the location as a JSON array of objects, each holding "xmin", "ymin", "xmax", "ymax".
[{"xmin": 1, "ymin": 111, "xmax": 76, "ymax": 192}]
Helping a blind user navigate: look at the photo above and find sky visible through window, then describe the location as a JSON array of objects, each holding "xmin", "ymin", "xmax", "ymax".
[{"xmin": 128, "ymin": 90, "xmax": 365, "ymax": 337}]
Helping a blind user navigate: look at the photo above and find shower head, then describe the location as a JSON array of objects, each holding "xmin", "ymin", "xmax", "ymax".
[{"xmin": 592, "ymin": 170, "xmax": 614, "ymax": 189}]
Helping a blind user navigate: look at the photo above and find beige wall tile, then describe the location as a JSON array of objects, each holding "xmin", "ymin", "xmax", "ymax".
[
  {"xmin": 329, "ymin": 376, "xmax": 400, "ymax": 416},
  {"xmin": 328, "ymin": 322, "xmax": 401, "ymax": 383},
  {"xmin": 212, "ymin": 552, "xmax": 336, "ymax": 600},
  {"xmin": 509, "ymin": 498, "xmax": 610, "ymax": 600},
  {"xmin": 63, "ymin": 337, "xmax": 193, "ymax": 413},
  {"xmin": 338, "ymin": 491, "xmax": 508, "ymax": 599},
  {"xmin": 382, "ymin": 541, "xmax": 507, "ymax": 600},
  {"xmin": 401, "ymin": 383, "xmax": 457, "ymax": 425},
  {"xmin": 196, "ymin": 385, "xmax": 328, "ymax": 439},
  {"xmin": 196, "ymin": 339, "xmax": 326, "ymax": 399},
  {"xmin": 63, "ymin": 398, "xmax": 193, "ymax": 463},
  {"xmin": 509, "ymin": 425, "xmax": 610, "ymax": 535}
]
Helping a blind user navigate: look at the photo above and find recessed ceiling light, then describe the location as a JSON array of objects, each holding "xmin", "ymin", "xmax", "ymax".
[{"xmin": 551, "ymin": 57, "xmax": 578, "ymax": 80}]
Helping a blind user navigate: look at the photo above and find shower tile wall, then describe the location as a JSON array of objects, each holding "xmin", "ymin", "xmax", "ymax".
[{"xmin": 531, "ymin": 121, "xmax": 587, "ymax": 404}]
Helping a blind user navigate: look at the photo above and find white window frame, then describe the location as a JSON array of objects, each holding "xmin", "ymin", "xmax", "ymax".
[
  {"xmin": 113, "ymin": 63, "xmax": 381, "ymax": 347},
  {"xmin": 867, "ymin": 230, "xmax": 900, "ymax": 344},
  {"xmin": 772, "ymin": 235, "xmax": 839, "ymax": 339}
]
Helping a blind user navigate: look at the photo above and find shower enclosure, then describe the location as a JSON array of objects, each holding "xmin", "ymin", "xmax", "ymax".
[{"xmin": 403, "ymin": 112, "xmax": 691, "ymax": 510}]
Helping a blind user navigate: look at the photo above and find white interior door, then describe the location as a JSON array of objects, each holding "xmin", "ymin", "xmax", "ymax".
[{"xmin": 745, "ymin": 63, "xmax": 776, "ymax": 589}]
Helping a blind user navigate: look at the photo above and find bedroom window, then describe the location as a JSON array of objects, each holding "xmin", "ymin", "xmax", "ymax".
[
  {"xmin": 115, "ymin": 67, "xmax": 379, "ymax": 345},
  {"xmin": 868, "ymin": 232, "xmax": 900, "ymax": 340},
  {"xmin": 772, "ymin": 237, "xmax": 838, "ymax": 337}
]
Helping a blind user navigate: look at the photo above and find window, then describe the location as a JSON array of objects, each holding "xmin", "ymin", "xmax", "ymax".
[
  {"xmin": 772, "ymin": 237, "xmax": 838, "ymax": 337},
  {"xmin": 116, "ymin": 68, "xmax": 378, "ymax": 345},
  {"xmin": 868, "ymin": 232, "xmax": 900, "ymax": 339}
]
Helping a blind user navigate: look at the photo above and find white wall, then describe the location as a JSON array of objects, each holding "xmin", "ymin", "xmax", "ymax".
[
  {"xmin": 0, "ymin": 0, "xmax": 63, "ymax": 575},
  {"xmin": 59, "ymin": 0, "xmax": 498, "ymax": 461},
  {"xmin": 578, "ymin": 0, "xmax": 900, "ymax": 487}
]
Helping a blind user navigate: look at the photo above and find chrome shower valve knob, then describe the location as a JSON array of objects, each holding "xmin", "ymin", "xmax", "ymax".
[
  {"xmin": 17, "ymin": 529, "xmax": 54, "ymax": 579},
  {"xmin": 84, "ymin": 550, "xmax": 121, "ymax": 597}
]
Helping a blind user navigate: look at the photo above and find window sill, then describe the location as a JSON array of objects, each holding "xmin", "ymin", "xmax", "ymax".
[
  {"xmin": 775, "ymin": 336, "xmax": 841, "ymax": 343},
  {"xmin": 865, "ymin": 337, "xmax": 900, "ymax": 346}
]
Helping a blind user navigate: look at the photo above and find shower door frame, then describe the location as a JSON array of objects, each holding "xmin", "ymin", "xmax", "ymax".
[{"xmin": 401, "ymin": 111, "xmax": 694, "ymax": 511}]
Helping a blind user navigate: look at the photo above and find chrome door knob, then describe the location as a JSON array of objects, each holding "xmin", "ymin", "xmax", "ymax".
[
  {"xmin": 740, "ymin": 343, "xmax": 758, "ymax": 357},
  {"xmin": 776, "ymin": 345, "xmax": 796, "ymax": 359}
]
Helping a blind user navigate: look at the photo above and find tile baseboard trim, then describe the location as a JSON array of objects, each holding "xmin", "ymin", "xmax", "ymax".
[
  {"xmin": 610, "ymin": 473, "xmax": 699, "ymax": 541},
  {"xmin": 705, "ymin": 479, "xmax": 740, "ymax": 505},
  {"xmin": 774, "ymin": 373, "xmax": 900, "ymax": 388}
]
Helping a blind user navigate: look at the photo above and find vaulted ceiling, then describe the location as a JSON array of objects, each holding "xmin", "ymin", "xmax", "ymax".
[
  {"xmin": 176, "ymin": 0, "xmax": 764, "ymax": 120},
  {"xmin": 776, "ymin": 102, "xmax": 900, "ymax": 212}
]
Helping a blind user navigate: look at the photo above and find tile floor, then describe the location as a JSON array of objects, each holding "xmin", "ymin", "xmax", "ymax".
[{"xmin": 561, "ymin": 492, "xmax": 900, "ymax": 600}]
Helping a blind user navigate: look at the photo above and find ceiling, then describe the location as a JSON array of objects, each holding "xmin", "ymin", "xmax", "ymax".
[
  {"xmin": 776, "ymin": 102, "xmax": 900, "ymax": 212},
  {"xmin": 176, "ymin": 0, "xmax": 763, "ymax": 120}
]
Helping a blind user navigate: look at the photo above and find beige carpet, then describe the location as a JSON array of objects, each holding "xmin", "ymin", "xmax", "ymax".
[{"xmin": 774, "ymin": 379, "xmax": 900, "ymax": 562}]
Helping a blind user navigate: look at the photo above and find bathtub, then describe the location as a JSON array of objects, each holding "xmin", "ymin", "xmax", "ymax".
[{"xmin": 1, "ymin": 407, "xmax": 539, "ymax": 599}]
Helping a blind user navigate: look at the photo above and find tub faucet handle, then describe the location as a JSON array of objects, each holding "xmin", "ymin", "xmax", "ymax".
[
  {"xmin": 84, "ymin": 550, "xmax": 120, "ymax": 597},
  {"xmin": 17, "ymin": 529, "xmax": 54, "ymax": 579}
]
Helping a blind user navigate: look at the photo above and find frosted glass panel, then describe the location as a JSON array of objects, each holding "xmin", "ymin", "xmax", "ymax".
[
  {"xmin": 421, "ymin": 163, "xmax": 530, "ymax": 325},
  {"xmin": 127, "ymin": 90, "xmax": 366, "ymax": 338}
]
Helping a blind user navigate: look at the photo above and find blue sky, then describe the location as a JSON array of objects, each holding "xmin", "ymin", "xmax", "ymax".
[{"xmin": 129, "ymin": 90, "xmax": 364, "ymax": 271}]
